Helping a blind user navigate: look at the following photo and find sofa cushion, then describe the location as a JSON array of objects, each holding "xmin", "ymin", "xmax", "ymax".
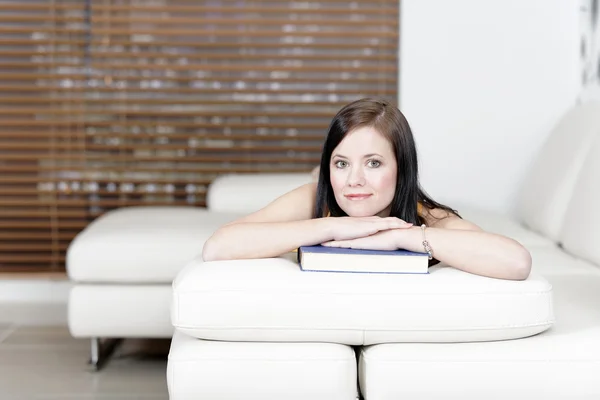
[
  {"xmin": 167, "ymin": 330, "xmax": 358, "ymax": 400},
  {"xmin": 358, "ymin": 270, "xmax": 600, "ymax": 399},
  {"xmin": 67, "ymin": 206, "xmax": 241, "ymax": 283},
  {"xmin": 456, "ymin": 205, "xmax": 554, "ymax": 248},
  {"xmin": 529, "ymin": 246, "xmax": 600, "ymax": 276},
  {"xmin": 517, "ymin": 101, "xmax": 600, "ymax": 241},
  {"xmin": 206, "ymin": 173, "xmax": 313, "ymax": 214},
  {"xmin": 559, "ymin": 132, "xmax": 600, "ymax": 266},
  {"xmin": 171, "ymin": 255, "xmax": 554, "ymax": 345}
]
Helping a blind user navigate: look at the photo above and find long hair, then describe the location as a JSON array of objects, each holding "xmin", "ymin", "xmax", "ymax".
[{"xmin": 314, "ymin": 98, "xmax": 460, "ymax": 226}]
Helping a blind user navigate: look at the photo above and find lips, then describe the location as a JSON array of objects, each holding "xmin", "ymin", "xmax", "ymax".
[{"xmin": 345, "ymin": 194, "xmax": 372, "ymax": 200}]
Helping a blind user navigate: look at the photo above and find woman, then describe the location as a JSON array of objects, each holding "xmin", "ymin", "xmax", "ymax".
[{"xmin": 203, "ymin": 98, "xmax": 532, "ymax": 281}]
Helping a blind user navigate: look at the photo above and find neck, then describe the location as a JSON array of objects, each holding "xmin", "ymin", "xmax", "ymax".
[{"xmin": 376, "ymin": 205, "xmax": 392, "ymax": 218}]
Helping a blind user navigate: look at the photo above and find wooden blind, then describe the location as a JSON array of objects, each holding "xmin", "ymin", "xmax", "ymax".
[{"xmin": 0, "ymin": 0, "xmax": 399, "ymax": 272}]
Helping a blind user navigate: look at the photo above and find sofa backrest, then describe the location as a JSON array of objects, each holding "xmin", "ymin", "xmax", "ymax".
[
  {"xmin": 206, "ymin": 173, "xmax": 313, "ymax": 214},
  {"xmin": 517, "ymin": 101, "xmax": 600, "ymax": 241},
  {"xmin": 558, "ymin": 132, "xmax": 600, "ymax": 266}
]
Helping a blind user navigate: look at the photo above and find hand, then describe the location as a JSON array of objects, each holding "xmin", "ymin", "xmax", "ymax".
[
  {"xmin": 323, "ymin": 226, "xmax": 419, "ymax": 251},
  {"xmin": 322, "ymin": 229, "xmax": 406, "ymax": 251},
  {"xmin": 326, "ymin": 216, "xmax": 413, "ymax": 242}
]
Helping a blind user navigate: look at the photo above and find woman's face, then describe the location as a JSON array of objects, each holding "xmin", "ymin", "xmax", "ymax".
[{"xmin": 329, "ymin": 126, "xmax": 397, "ymax": 217}]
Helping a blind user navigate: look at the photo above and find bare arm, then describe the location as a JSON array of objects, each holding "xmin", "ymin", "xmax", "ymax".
[
  {"xmin": 203, "ymin": 218, "xmax": 337, "ymax": 261},
  {"xmin": 202, "ymin": 183, "xmax": 413, "ymax": 261},
  {"xmin": 422, "ymin": 209, "xmax": 532, "ymax": 280},
  {"xmin": 322, "ymin": 209, "xmax": 532, "ymax": 281},
  {"xmin": 396, "ymin": 220, "xmax": 532, "ymax": 280},
  {"xmin": 202, "ymin": 183, "xmax": 321, "ymax": 261}
]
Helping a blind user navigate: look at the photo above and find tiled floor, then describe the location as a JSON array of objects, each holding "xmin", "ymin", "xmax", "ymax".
[{"xmin": 0, "ymin": 303, "xmax": 169, "ymax": 400}]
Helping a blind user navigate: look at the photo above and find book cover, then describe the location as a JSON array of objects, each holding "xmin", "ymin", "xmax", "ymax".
[{"xmin": 297, "ymin": 245, "xmax": 429, "ymax": 274}]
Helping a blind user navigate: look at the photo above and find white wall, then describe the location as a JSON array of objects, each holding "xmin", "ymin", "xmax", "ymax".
[
  {"xmin": 580, "ymin": 0, "xmax": 600, "ymax": 101},
  {"xmin": 400, "ymin": 0, "xmax": 581, "ymax": 216}
]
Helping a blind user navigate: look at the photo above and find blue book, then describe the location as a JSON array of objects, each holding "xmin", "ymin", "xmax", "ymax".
[{"xmin": 297, "ymin": 245, "xmax": 429, "ymax": 274}]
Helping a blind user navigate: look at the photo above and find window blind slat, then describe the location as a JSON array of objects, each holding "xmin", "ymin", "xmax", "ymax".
[
  {"xmin": 0, "ymin": 244, "xmax": 71, "ymax": 252},
  {"xmin": 0, "ymin": 131, "xmax": 328, "ymax": 139},
  {"xmin": 0, "ymin": 198, "xmax": 203, "ymax": 207},
  {"xmin": 0, "ymin": 73, "xmax": 397, "ymax": 83},
  {"xmin": 0, "ymin": 109, "xmax": 353, "ymax": 116},
  {"xmin": 0, "ymin": 97, "xmax": 378, "ymax": 105},
  {"xmin": 90, "ymin": 28, "xmax": 398, "ymax": 38},
  {"xmin": 90, "ymin": 16, "xmax": 399, "ymax": 27},
  {"xmin": 3, "ymin": 62, "xmax": 396, "ymax": 72},
  {"xmin": 0, "ymin": 255, "xmax": 67, "ymax": 264},
  {"xmin": 0, "ymin": 153, "xmax": 322, "ymax": 163},
  {"xmin": 0, "ymin": 52, "xmax": 397, "ymax": 61},
  {"xmin": 0, "ymin": 165, "xmax": 314, "ymax": 174},
  {"xmin": 0, "ymin": 231, "xmax": 75, "ymax": 240},
  {"xmin": 91, "ymin": 4, "xmax": 394, "ymax": 14}
]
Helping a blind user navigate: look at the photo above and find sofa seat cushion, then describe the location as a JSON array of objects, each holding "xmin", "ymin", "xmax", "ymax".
[
  {"xmin": 358, "ymin": 270, "xmax": 600, "ymax": 399},
  {"xmin": 167, "ymin": 330, "xmax": 358, "ymax": 400},
  {"xmin": 67, "ymin": 206, "xmax": 241, "ymax": 283},
  {"xmin": 529, "ymin": 246, "xmax": 600, "ymax": 276},
  {"xmin": 171, "ymin": 255, "xmax": 554, "ymax": 345},
  {"xmin": 456, "ymin": 205, "xmax": 554, "ymax": 248}
]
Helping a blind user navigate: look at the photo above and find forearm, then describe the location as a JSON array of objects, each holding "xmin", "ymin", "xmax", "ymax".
[
  {"xmin": 202, "ymin": 219, "xmax": 332, "ymax": 261},
  {"xmin": 398, "ymin": 227, "xmax": 532, "ymax": 280}
]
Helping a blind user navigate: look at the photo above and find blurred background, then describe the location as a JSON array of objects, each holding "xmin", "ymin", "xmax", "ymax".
[
  {"xmin": 0, "ymin": 0, "xmax": 597, "ymax": 302},
  {"xmin": 0, "ymin": 1, "xmax": 599, "ymax": 398}
]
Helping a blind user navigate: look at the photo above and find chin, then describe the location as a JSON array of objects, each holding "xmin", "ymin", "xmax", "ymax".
[
  {"xmin": 346, "ymin": 211, "xmax": 374, "ymax": 218},
  {"xmin": 340, "ymin": 204, "xmax": 380, "ymax": 218}
]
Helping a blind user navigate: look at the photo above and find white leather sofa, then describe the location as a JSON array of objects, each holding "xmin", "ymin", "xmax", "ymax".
[
  {"xmin": 67, "ymin": 101, "xmax": 600, "ymax": 398},
  {"xmin": 166, "ymin": 101, "xmax": 600, "ymax": 399},
  {"xmin": 66, "ymin": 174, "xmax": 315, "ymax": 368}
]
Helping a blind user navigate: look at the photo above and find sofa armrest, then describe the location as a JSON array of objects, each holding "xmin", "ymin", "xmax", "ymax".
[{"xmin": 206, "ymin": 172, "xmax": 314, "ymax": 214}]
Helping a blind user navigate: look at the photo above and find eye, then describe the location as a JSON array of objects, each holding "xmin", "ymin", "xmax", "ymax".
[
  {"xmin": 334, "ymin": 160, "xmax": 348, "ymax": 169},
  {"xmin": 367, "ymin": 159, "xmax": 381, "ymax": 168}
]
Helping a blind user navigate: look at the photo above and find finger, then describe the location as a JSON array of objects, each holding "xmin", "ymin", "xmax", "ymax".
[
  {"xmin": 391, "ymin": 217, "xmax": 413, "ymax": 228},
  {"xmin": 382, "ymin": 219, "xmax": 412, "ymax": 230},
  {"xmin": 385, "ymin": 217, "xmax": 412, "ymax": 225},
  {"xmin": 322, "ymin": 240, "xmax": 351, "ymax": 248}
]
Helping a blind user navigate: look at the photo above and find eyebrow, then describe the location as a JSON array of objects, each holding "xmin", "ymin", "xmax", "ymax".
[{"xmin": 332, "ymin": 153, "xmax": 383, "ymax": 159}]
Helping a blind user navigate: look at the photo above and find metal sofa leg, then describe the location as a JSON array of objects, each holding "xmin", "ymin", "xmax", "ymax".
[{"xmin": 89, "ymin": 337, "xmax": 123, "ymax": 371}]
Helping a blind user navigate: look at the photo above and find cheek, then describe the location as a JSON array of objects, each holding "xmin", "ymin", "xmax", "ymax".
[
  {"xmin": 371, "ymin": 169, "xmax": 397, "ymax": 194},
  {"xmin": 329, "ymin": 170, "xmax": 346, "ymax": 191}
]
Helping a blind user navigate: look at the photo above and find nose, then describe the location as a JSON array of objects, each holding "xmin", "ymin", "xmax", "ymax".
[{"xmin": 347, "ymin": 166, "xmax": 365, "ymax": 187}]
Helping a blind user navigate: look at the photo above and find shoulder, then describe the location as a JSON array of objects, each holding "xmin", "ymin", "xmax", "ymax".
[
  {"xmin": 286, "ymin": 182, "xmax": 317, "ymax": 208},
  {"xmin": 420, "ymin": 204, "xmax": 483, "ymax": 231},
  {"xmin": 226, "ymin": 182, "xmax": 317, "ymax": 225}
]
